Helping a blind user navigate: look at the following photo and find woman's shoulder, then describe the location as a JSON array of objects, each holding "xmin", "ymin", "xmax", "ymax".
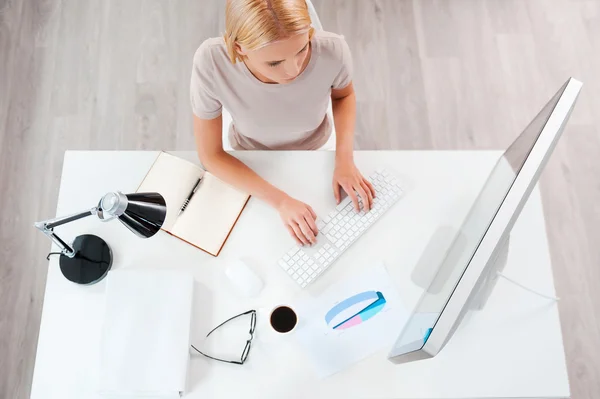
[
  {"xmin": 193, "ymin": 37, "xmax": 229, "ymax": 69},
  {"xmin": 312, "ymin": 30, "xmax": 351, "ymax": 63}
]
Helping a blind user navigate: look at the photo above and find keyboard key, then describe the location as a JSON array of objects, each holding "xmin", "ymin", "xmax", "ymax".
[
  {"xmin": 324, "ymin": 244, "xmax": 331, "ymax": 250},
  {"xmin": 302, "ymin": 255, "xmax": 309, "ymax": 261},
  {"xmin": 287, "ymin": 247, "xmax": 299, "ymax": 257},
  {"xmin": 326, "ymin": 233, "xmax": 336, "ymax": 242},
  {"xmin": 279, "ymin": 260, "xmax": 290, "ymax": 270},
  {"xmin": 316, "ymin": 220, "xmax": 325, "ymax": 229},
  {"xmin": 336, "ymin": 198, "xmax": 351, "ymax": 211}
]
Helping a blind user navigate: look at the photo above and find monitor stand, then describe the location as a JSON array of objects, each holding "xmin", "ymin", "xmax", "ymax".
[
  {"xmin": 470, "ymin": 233, "xmax": 559, "ymax": 311},
  {"xmin": 469, "ymin": 234, "xmax": 511, "ymax": 310}
]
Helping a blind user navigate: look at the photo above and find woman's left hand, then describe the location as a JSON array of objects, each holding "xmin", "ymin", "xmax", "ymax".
[{"xmin": 332, "ymin": 159, "xmax": 376, "ymax": 212}]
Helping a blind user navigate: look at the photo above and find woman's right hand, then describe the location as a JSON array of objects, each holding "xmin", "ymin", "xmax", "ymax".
[{"xmin": 276, "ymin": 195, "xmax": 318, "ymax": 246}]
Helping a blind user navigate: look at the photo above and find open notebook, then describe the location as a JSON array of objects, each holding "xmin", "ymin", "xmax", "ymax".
[{"xmin": 137, "ymin": 152, "xmax": 250, "ymax": 256}]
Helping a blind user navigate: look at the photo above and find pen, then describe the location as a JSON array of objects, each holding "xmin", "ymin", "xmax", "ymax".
[{"xmin": 178, "ymin": 178, "xmax": 202, "ymax": 216}]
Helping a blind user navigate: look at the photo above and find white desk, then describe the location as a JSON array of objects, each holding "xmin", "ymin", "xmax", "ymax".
[{"xmin": 31, "ymin": 151, "xmax": 570, "ymax": 399}]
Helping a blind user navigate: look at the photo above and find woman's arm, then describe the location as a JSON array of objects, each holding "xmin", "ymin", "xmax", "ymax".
[
  {"xmin": 331, "ymin": 83, "xmax": 356, "ymax": 164},
  {"xmin": 331, "ymin": 82, "xmax": 375, "ymax": 211},
  {"xmin": 193, "ymin": 114, "xmax": 318, "ymax": 245}
]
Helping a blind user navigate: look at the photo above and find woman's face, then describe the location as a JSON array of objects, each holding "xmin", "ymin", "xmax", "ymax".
[{"xmin": 239, "ymin": 32, "xmax": 311, "ymax": 84}]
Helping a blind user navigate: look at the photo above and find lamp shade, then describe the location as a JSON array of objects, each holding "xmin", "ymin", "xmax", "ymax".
[
  {"xmin": 120, "ymin": 193, "xmax": 167, "ymax": 238},
  {"xmin": 99, "ymin": 192, "xmax": 167, "ymax": 238}
]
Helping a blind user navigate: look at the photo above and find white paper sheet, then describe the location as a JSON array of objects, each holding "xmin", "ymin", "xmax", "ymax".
[
  {"xmin": 293, "ymin": 263, "xmax": 409, "ymax": 378},
  {"xmin": 99, "ymin": 269, "xmax": 194, "ymax": 398}
]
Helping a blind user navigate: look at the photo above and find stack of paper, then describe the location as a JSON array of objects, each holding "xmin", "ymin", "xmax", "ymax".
[{"xmin": 99, "ymin": 270, "xmax": 194, "ymax": 398}]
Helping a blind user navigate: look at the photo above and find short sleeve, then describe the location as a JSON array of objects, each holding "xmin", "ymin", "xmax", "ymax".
[
  {"xmin": 331, "ymin": 36, "xmax": 353, "ymax": 90},
  {"xmin": 190, "ymin": 43, "xmax": 222, "ymax": 119}
]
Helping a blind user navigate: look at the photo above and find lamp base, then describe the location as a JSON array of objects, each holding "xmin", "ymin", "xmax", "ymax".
[{"xmin": 60, "ymin": 234, "xmax": 113, "ymax": 284}]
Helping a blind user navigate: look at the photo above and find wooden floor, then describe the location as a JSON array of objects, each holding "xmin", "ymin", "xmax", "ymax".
[{"xmin": 1, "ymin": 0, "xmax": 599, "ymax": 397}]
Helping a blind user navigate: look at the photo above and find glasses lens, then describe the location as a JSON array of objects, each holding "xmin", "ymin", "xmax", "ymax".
[
  {"xmin": 241, "ymin": 340, "xmax": 252, "ymax": 363},
  {"xmin": 250, "ymin": 311, "xmax": 257, "ymax": 334}
]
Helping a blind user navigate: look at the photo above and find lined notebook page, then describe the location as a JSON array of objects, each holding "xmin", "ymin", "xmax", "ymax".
[
  {"xmin": 171, "ymin": 172, "xmax": 249, "ymax": 256},
  {"xmin": 137, "ymin": 152, "xmax": 204, "ymax": 230}
]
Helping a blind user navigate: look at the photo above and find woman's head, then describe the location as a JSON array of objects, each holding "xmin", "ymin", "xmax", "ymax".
[{"xmin": 224, "ymin": 0, "xmax": 314, "ymax": 84}]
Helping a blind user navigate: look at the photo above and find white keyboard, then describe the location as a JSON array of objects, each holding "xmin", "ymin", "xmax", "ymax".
[{"xmin": 277, "ymin": 169, "xmax": 404, "ymax": 287}]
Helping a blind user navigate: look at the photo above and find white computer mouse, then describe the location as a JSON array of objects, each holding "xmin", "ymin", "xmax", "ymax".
[{"xmin": 225, "ymin": 259, "xmax": 263, "ymax": 298}]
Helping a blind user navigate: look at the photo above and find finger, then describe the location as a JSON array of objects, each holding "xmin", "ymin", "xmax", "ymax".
[
  {"xmin": 290, "ymin": 222, "xmax": 310, "ymax": 246},
  {"xmin": 332, "ymin": 180, "xmax": 341, "ymax": 204},
  {"xmin": 286, "ymin": 225, "xmax": 303, "ymax": 246},
  {"xmin": 297, "ymin": 218, "xmax": 317, "ymax": 244},
  {"xmin": 303, "ymin": 212, "xmax": 318, "ymax": 236},
  {"xmin": 360, "ymin": 181, "xmax": 373, "ymax": 210},
  {"xmin": 342, "ymin": 183, "xmax": 360, "ymax": 212},
  {"xmin": 355, "ymin": 184, "xmax": 370, "ymax": 211},
  {"xmin": 364, "ymin": 178, "xmax": 376, "ymax": 198},
  {"xmin": 308, "ymin": 205, "xmax": 318, "ymax": 220}
]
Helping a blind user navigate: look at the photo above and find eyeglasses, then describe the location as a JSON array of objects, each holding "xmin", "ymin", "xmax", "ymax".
[{"xmin": 191, "ymin": 309, "xmax": 256, "ymax": 365}]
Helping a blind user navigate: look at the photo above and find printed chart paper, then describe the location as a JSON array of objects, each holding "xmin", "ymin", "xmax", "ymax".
[{"xmin": 293, "ymin": 263, "xmax": 409, "ymax": 378}]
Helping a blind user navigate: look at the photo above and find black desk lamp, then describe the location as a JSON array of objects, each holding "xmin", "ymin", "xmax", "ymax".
[{"xmin": 34, "ymin": 192, "xmax": 167, "ymax": 285}]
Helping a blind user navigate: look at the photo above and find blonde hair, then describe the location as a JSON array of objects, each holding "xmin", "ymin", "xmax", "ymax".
[{"xmin": 224, "ymin": 0, "xmax": 314, "ymax": 64}]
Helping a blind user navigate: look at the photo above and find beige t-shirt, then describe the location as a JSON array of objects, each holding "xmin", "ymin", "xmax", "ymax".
[{"xmin": 190, "ymin": 30, "xmax": 353, "ymax": 150}]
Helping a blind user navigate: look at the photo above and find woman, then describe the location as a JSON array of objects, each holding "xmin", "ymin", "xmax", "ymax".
[{"xmin": 191, "ymin": 0, "xmax": 375, "ymax": 246}]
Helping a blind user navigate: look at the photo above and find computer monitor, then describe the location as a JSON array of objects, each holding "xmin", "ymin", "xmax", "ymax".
[{"xmin": 387, "ymin": 78, "xmax": 583, "ymax": 364}]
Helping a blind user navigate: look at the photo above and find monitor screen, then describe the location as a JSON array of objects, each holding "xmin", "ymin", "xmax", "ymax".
[{"xmin": 389, "ymin": 82, "xmax": 567, "ymax": 357}]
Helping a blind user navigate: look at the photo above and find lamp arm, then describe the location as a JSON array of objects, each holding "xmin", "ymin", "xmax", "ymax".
[{"xmin": 34, "ymin": 207, "xmax": 99, "ymax": 258}]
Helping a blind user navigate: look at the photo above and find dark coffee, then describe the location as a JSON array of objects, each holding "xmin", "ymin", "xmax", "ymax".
[{"xmin": 270, "ymin": 306, "xmax": 297, "ymax": 333}]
